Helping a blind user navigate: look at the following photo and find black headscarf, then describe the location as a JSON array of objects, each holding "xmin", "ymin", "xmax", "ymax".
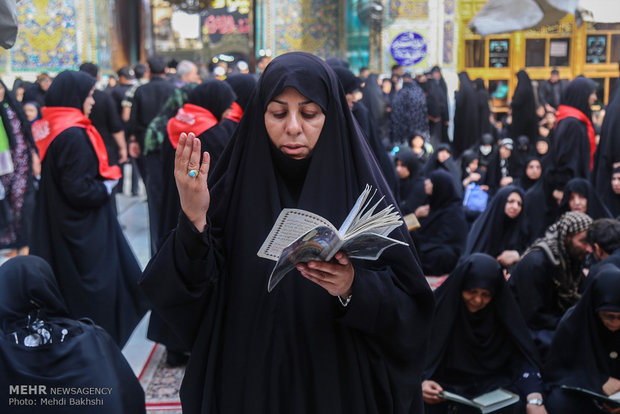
[
  {"xmin": 361, "ymin": 73, "xmax": 386, "ymax": 126},
  {"xmin": 544, "ymin": 264, "xmax": 620, "ymax": 391},
  {"xmin": 465, "ymin": 185, "xmax": 529, "ymax": 258},
  {"xmin": 423, "ymin": 143, "xmax": 462, "ymax": 195},
  {"xmin": 425, "ymin": 253, "xmax": 540, "ymax": 383},
  {"xmin": 224, "ymin": 73, "xmax": 257, "ymax": 111},
  {"xmin": 149, "ymin": 52, "xmax": 434, "ymax": 414},
  {"xmin": 44, "ymin": 71, "xmax": 95, "ymax": 109},
  {"xmin": 592, "ymin": 79, "xmax": 620, "ymax": 215},
  {"xmin": 453, "ymin": 72, "xmax": 479, "ymax": 157},
  {"xmin": 559, "ymin": 177, "xmax": 613, "ymax": 220},
  {"xmin": 395, "ymin": 149, "xmax": 425, "ymax": 215},
  {"xmin": 0, "ymin": 256, "xmax": 146, "ymax": 413},
  {"xmin": 474, "ymin": 78, "xmax": 491, "ymax": 135},
  {"xmin": 510, "ymin": 70, "xmax": 538, "ymax": 142},
  {"xmin": 0, "ymin": 78, "xmax": 34, "ymax": 150},
  {"xmin": 188, "ymin": 80, "xmax": 236, "ymax": 121},
  {"xmin": 517, "ymin": 157, "xmax": 542, "ymax": 192},
  {"xmin": 427, "ymin": 169, "xmax": 461, "ymax": 213},
  {"xmin": 561, "ymin": 76, "xmax": 597, "ymax": 120}
]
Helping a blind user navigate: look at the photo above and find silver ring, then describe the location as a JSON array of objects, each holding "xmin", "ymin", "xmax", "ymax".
[{"xmin": 188, "ymin": 169, "xmax": 198, "ymax": 178}]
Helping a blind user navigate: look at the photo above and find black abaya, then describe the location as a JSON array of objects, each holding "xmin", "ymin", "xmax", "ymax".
[
  {"xmin": 140, "ymin": 52, "xmax": 433, "ymax": 414},
  {"xmin": 453, "ymin": 72, "xmax": 479, "ymax": 158},
  {"xmin": 30, "ymin": 71, "xmax": 148, "ymax": 347},
  {"xmin": 510, "ymin": 71, "xmax": 538, "ymax": 143},
  {"xmin": 0, "ymin": 256, "xmax": 145, "ymax": 414}
]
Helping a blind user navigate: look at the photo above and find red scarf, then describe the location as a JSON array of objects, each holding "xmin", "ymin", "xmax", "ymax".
[
  {"xmin": 225, "ymin": 102, "xmax": 243, "ymax": 122},
  {"xmin": 33, "ymin": 107, "xmax": 122, "ymax": 179},
  {"xmin": 167, "ymin": 103, "xmax": 218, "ymax": 149},
  {"xmin": 555, "ymin": 104, "xmax": 596, "ymax": 171}
]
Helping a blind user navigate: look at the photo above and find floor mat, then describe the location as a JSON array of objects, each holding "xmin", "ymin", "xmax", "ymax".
[{"xmin": 139, "ymin": 344, "xmax": 184, "ymax": 413}]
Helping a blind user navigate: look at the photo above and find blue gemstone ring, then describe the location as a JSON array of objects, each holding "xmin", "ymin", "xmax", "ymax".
[{"xmin": 188, "ymin": 169, "xmax": 198, "ymax": 178}]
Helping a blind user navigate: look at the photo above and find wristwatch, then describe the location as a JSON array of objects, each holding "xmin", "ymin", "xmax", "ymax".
[{"xmin": 527, "ymin": 398, "xmax": 544, "ymax": 406}]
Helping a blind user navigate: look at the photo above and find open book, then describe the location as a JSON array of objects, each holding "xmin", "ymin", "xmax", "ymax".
[
  {"xmin": 257, "ymin": 184, "xmax": 407, "ymax": 292},
  {"xmin": 560, "ymin": 385, "xmax": 620, "ymax": 407},
  {"xmin": 439, "ymin": 388, "xmax": 520, "ymax": 413}
]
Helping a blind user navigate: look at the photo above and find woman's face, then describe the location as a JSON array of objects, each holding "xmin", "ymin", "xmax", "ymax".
[
  {"xmin": 411, "ymin": 136, "xmax": 424, "ymax": 150},
  {"xmin": 264, "ymin": 86, "xmax": 325, "ymax": 160},
  {"xmin": 15, "ymin": 87, "xmax": 24, "ymax": 102},
  {"xmin": 598, "ymin": 311, "xmax": 620, "ymax": 332},
  {"xmin": 589, "ymin": 90, "xmax": 598, "ymax": 106},
  {"xmin": 23, "ymin": 103, "xmax": 38, "ymax": 122},
  {"xmin": 536, "ymin": 140, "xmax": 549, "ymax": 155},
  {"xmin": 437, "ymin": 149, "xmax": 450, "ymax": 163},
  {"xmin": 462, "ymin": 288, "xmax": 492, "ymax": 313},
  {"xmin": 0, "ymin": 82, "xmax": 4, "ymax": 102},
  {"xmin": 424, "ymin": 178, "xmax": 433, "ymax": 195},
  {"xmin": 525, "ymin": 160, "xmax": 542, "ymax": 180},
  {"xmin": 568, "ymin": 192, "xmax": 588, "ymax": 214},
  {"xmin": 612, "ymin": 173, "xmax": 620, "ymax": 195},
  {"xmin": 504, "ymin": 192, "xmax": 523, "ymax": 219},
  {"xmin": 82, "ymin": 87, "xmax": 95, "ymax": 117},
  {"xmin": 468, "ymin": 158, "xmax": 479, "ymax": 172},
  {"xmin": 395, "ymin": 160, "xmax": 409, "ymax": 179}
]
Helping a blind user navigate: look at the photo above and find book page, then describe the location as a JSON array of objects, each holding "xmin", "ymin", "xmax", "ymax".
[
  {"xmin": 267, "ymin": 226, "xmax": 342, "ymax": 291},
  {"xmin": 257, "ymin": 209, "xmax": 337, "ymax": 261},
  {"xmin": 611, "ymin": 390, "xmax": 620, "ymax": 401},
  {"xmin": 341, "ymin": 233, "xmax": 407, "ymax": 260},
  {"xmin": 439, "ymin": 390, "xmax": 476, "ymax": 407},
  {"xmin": 472, "ymin": 389, "xmax": 514, "ymax": 406}
]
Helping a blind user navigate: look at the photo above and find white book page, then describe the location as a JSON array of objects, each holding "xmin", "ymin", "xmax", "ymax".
[
  {"xmin": 611, "ymin": 390, "xmax": 620, "ymax": 401},
  {"xmin": 472, "ymin": 389, "xmax": 514, "ymax": 406},
  {"xmin": 257, "ymin": 209, "xmax": 337, "ymax": 261}
]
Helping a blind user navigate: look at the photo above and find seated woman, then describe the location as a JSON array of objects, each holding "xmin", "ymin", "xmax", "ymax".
[
  {"xmin": 544, "ymin": 264, "xmax": 620, "ymax": 414},
  {"xmin": 423, "ymin": 143, "xmax": 462, "ymax": 196},
  {"xmin": 465, "ymin": 186, "xmax": 529, "ymax": 270},
  {"xmin": 0, "ymin": 256, "xmax": 145, "ymax": 413},
  {"xmin": 413, "ymin": 170, "xmax": 468, "ymax": 276},
  {"xmin": 559, "ymin": 177, "xmax": 613, "ymax": 220},
  {"xmin": 395, "ymin": 149, "xmax": 426, "ymax": 216},
  {"xmin": 515, "ymin": 157, "xmax": 542, "ymax": 192},
  {"xmin": 410, "ymin": 132, "xmax": 432, "ymax": 165},
  {"xmin": 422, "ymin": 253, "xmax": 547, "ymax": 414}
]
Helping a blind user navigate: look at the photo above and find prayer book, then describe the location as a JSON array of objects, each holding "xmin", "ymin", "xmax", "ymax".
[
  {"xmin": 560, "ymin": 385, "xmax": 620, "ymax": 407},
  {"xmin": 257, "ymin": 184, "xmax": 407, "ymax": 292},
  {"xmin": 438, "ymin": 388, "xmax": 520, "ymax": 413}
]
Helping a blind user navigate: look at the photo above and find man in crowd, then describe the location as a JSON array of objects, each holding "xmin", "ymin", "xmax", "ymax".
[
  {"xmin": 587, "ymin": 217, "xmax": 620, "ymax": 277},
  {"xmin": 509, "ymin": 211, "xmax": 593, "ymax": 361},
  {"xmin": 538, "ymin": 68, "xmax": 566, "ymax": 112}
]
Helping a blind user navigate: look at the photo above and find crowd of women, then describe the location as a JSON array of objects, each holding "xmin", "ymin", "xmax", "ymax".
[{"xmin": 0, "ymin": 52, "xmax": 618, "ymax": 414}]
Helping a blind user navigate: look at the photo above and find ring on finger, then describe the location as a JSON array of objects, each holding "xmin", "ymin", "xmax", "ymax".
[{"xmin": 188, "ymin": 169, "xmax": 198, "ymax": 178}]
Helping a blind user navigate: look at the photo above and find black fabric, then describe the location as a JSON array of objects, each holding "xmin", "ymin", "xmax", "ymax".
[
  {"xmin": 561, "ymin": 76, "xmax": 597, "ymax": 120},
  {"xmin": 483, "ymin": 149, "xmax": 520, "ymax": 194},
  {"xmin": 414, "ymin": 170, "xmax": 467, "ymax": 275},
  {"xmin": 140, "ymin": 52, "xmax": 433, "ymax": 414},
  {"xmin": 538, "ymin": 78, "xmax": 565, "ymax": 110},
  {"xmin": 559, "ymin": 177, "xmax": 612, "ymax": 220},
  {"xmin": 361, "ymin": 73, "xmax": 386, "ymax": 127},
  {"xmin": 423, "ymin": 143, "xmax": 462, "ymax": 196},
  {"xmin": 89, "ymin": 89, "xmax": 123, "ymax": 166},
  {"xmin": 453, "ymin": 72, "xmax": 479, "ymax": 158},
  {"xmin": 351, "ymin": 100, "xmax": 399, "ymax": 198},
  {"xmin": 390, "ymin": 80, "xmax": 429, "ymax": 145},
  {"xmin": 465, "ymin": 186, "xmax": 529, "ymax": 258},
  {"xmin": 30, "ymin": 75, "xmax": 148, "ymax": 347},
  {"xmin": 424, "ymin": 254, "xmax": 541, "ymax": 398},
  {"xmin": 44, "ymin": 72, "xmax": 95, "ymax": 109},
  {"xmin": 188, "ymin": 80, "xmax": 236, "ymax": 122},
  {"xmin": 515, "ymin": 157, "xmax": 541, "ymax": 192},
  {"xmin": 0, "ymin": 256, "xmax": 145, "ymax": 414},
  {"xmin": 431, "ymin": 67, "xmax": 450, "ymax": 144},
  {"xmin": 128, "ymin": 76, "xmax": 176, "ymax": 148},
  {"xmin": 592, "ymin": 83, "xmax": 620, "ymax": 216},
  {"xmin": 395, "ymin": 149, "xmax": 426, "ymax": 215},
  {"xmin": 473, "ymin": 78, "xmax": 490, "ymax": 135},
  {"xmin": 544, "ymin": 264, "xmax": 620, "ymax": 413},
  {"xmin": 510, "ymin": 71, "xmax": 538, "ymax": 142},
  {"xmin": 23, "ymin": 82, "xmax": 47, "ymax": 108},
  {"xmin": 224, "ymin": 74, "xmax": 257, "ymax": 111}
]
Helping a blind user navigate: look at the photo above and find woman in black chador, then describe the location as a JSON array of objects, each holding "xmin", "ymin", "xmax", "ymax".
[
  {"xmin": 0, "ymin": 256, "xmax": 146, "ymax": 414},
  {"xmin": 544, "ymin": 264, "xmax": 620, "ymax": 414},
  {"xmin": 422, "ymin": 253, "xmax": 547, "ymax": 414},
  {"xmin": 395, "ymin": 149, "xmax": 426, "ymax": 216},
  {"xmin": 139, "ymin": 52, "xmax": 433, "ymax": 414},
  {"xmin": 510, "ymin": 70, "xmax": 538, "ymax": 143},
  {"xmin": 558, "ymin": 177, "xmax": 612, "ymax": 221},
  {"xmin": 465, "ymin": 186, "xmax": 529, "ymax": 270},
  {"xmin": 152, "ymin": 80, "xmax": 237, "ymax": 365},
  {"xmin": 453, "ymin": 72, "xmax": 479, "ymax": 158},
  {"xmin": 30, "ymin": 71, "xmax": 148, "ymax": 347},
  {"xmin": 413, "ymin": 170, "xmax": 468, "ymax": 276}
]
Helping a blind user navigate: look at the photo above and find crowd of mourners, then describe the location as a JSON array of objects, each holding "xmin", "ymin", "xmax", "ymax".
[{"xmin": 0, "ymin": 52, "xmax": 619, "ymax": 414}]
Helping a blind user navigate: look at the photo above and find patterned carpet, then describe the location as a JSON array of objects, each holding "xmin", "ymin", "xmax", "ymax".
[{"xmin": 139, "ymin": 344, "xmax": 184, "ymax": 413}]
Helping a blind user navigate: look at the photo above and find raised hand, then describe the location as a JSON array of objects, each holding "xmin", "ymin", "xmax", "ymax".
[{"xmin": 174, "ymin": 132, "xmax": 210, "ymax": 231}]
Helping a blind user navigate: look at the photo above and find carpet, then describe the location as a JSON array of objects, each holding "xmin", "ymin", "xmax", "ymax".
[{"xmin": 139, "ymin": 343, "xmax": 184, "ymax": 413}]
